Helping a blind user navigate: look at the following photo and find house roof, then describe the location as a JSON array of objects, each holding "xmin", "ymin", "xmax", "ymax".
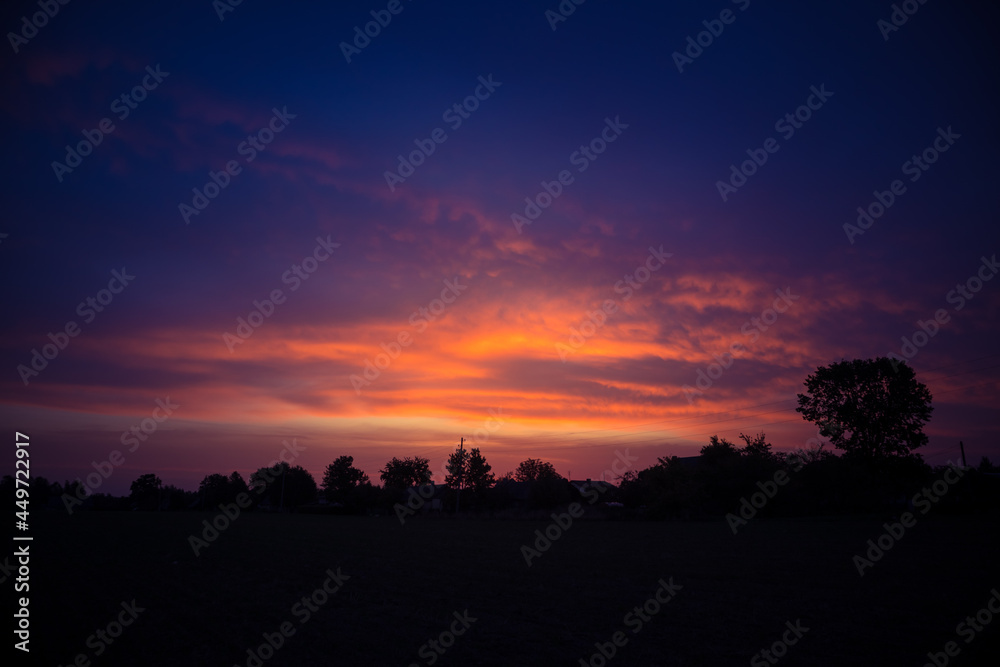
[{"xmin": 569, "ymin": 479, "xmax": 616, "ymax": 492}]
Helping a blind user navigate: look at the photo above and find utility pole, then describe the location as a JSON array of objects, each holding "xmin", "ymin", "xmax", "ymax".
[
  {"xmin": 455, "ymin": 437, "xmax": 465, "ymax": 514},
  {"xmin": 959, "ymin": 441, "xmax": 967, "ymax": 467}
]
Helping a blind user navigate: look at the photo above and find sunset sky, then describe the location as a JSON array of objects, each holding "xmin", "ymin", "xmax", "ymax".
[{"xmin": 1, "ymin": 0, "xmax": 998, "ymax": 495}]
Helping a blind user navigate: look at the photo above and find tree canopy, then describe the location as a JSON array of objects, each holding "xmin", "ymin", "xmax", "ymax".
[
  {"xmin": 445, "ymin": 446, "xmax": 495, "ymax": 496},
  {"xmin": 796, "ymin": 357, "xmax": 932, "ymax": 461},
  {"xmin": 249, "ymin": 462, "xmax": 317, "ymax": 509},
  {"xmin": 129, "ymin": 473, "xmax": 162, "ymax": 510},
  {"xmin": 379, "ymin": 456, "xmax": 432, "ymax": 490},
  {"xmin": 322, "ymin": 455, "xmax": 370, "ymax": 504},
  {"xmin": 513, "ymin": 458, "xmax": 563, "ymax": 483},
  {"xmin": 198, "ymin": 471, "xmax": 248, "ymax": 508},
  {"xmin": 444, "ymin": 446, "xmax": 470, "ymax": 490},
  {"xmin": 465, "ymin": 448, "xmax": 496, "ymax": 493}
]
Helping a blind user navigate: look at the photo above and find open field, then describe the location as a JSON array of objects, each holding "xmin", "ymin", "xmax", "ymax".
[{"xmin": 24, "ymin": 509, "xmax": 1000, "ymax": 666}]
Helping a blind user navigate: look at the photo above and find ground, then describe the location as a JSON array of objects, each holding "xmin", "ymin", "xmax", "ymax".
[{"xmin": 26, "ymin": 509, "xmax": 1000, "ymax": 666}]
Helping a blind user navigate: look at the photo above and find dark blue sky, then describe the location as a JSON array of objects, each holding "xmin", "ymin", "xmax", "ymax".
[{"xmin": 1, "ymin": 0, "xmax": 998, "ymax": 492}]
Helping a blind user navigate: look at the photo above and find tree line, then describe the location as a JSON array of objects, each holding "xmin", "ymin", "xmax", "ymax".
[{"xmin": 7, "ymin": 357, "xmax": 1000, "ymax": 516}]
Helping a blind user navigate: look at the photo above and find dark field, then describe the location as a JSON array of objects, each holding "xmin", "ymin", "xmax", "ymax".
[{"xmin": 26, "ymin": 510, "xmax": 1000, "ymax": 666}]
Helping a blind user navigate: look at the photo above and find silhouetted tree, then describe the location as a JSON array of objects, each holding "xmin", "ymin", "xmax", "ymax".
[
  {"xmin": 161, "ymin": 484, "xmax": 195, "ymax": 510},
  {"xmin": 785, "ymin": 439, "xmax": 833, "ymax": 469},
  {"xmin": 444, "ymin": 447, "xmax": 470, "ymax": 491},
  {"xmin": 322, "ymin": 456, "xmax": 370, "ymax": 505},
  {"xmin": 199, "ymin": 473, "xmax": 231, "ymax": 507},
  {"xmin": 443, "ymin": 446, "xmax": 495, "ymax": 511},
  {"xmin": 739, "ymin": 432, "xmax": 778, "ymax": 463},
  {"xmin": 699, "ymin": 436, "xmax": 741, "ymax": 469},
  {"xmin": 250, "ymin": 462, "xmax": 317, "ymax": 509},
  {"xmin": 198, "ymin": 471, "xmax": 248, "ymax": 508},
  {"xmin": 465, "ymin": 448, "xmax": 495, "ymax": 493},
  {"xmin": 620, "ymin": 456, "xmax": 698, "ymax": 517},
  {"xmin": 25, "ymin": 476, "xmax": 51, "ymax": 506},
  {"xmin": 696, "ymin": 437, "xmax": 746, "ymax": 509},
  {"xmin": 797, "ymin": 357, "xmax": 932, "ymax": 461},
  {"xmin": 379, "ymin": 456, "xmax": 431, "ymax": 490},
  {"xmin": 62, "ymin": 479, "xmax": 85, "ymax": 500},
  {"xmin": 513, "ymin": 458, "xmax": 562, "ymax": 482},
  {"xmin": 229, "ymin": 471, "xmax": 249, "ymax": 497},
  {"xmin": 129, "ymin": 473, "xmax": 162, "ymax": 510},
  {"xmin": 512, "ymin": 458, "xmax": 568, "ymax": 508}
]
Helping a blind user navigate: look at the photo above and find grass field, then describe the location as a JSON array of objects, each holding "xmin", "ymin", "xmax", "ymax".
[{"xmin": 24, "ymin": 509, "xmax": 1000, "ymax": 666}]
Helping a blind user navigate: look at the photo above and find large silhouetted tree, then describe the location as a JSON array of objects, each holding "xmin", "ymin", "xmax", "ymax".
[
  {"xmin": 465, "ymin": 448, "xmax": 495, "ymax": 493},
  {"xmin": 229, "ymin": 471, "xmax": 249, "ymax": 497},
  {"xmin": 198, "ymin": 471, "xmax": 248, "ymax": 508},
  {"xmin": 199, "ymin": 474, "xmax": 230, "ymax": 507},
  {"xmin": 129, "ymin": 473, "xmax": 162, "ymax": 510},
  {"xmin": 796, "ymin": 357, "xmax": 932, "ymax": 461},
  {"xmin": 250, "ymin": 462, "xmax": 317, "ymax": 509},
  {"xmin": 322, "ymin": 456, "xmax": 370, "ymax": 504},
  {"xmin": 513, "ymin": 458, "xmax": 567, "ymax": 508},
  {"xmin": 445, "ymin": 446, "xmax": 495, "ymax": 510},
  {"xmin": 619, "ymin": 456, "xmax": 697, "ymax": 517},
  {"xmin": 739, "ymin": 432, "xmax": 778, "ymax": 463},
  {"xmin": 379, "ymin": 456, "xmax": 431, "ymax": 490},
  {"xmin": 513, "ymin": 458, "xmax": 562, "ymax": 482},
  {"xmin": 444, "ymin": 446, "xmax": 471, "ymax": 491},
  {"xmin": 699, "ymin": 436, "xmax": 741, "ymax": 470}
]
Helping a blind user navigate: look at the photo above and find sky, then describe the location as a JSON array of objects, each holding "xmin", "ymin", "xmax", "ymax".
[{"xmin": 1, "ymin": 0, "xmax": 998, "ymax": 495}]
